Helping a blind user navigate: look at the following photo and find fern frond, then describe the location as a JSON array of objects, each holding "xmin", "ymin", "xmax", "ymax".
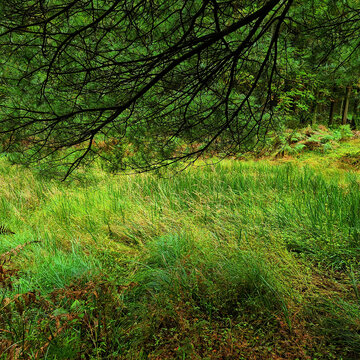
[{"xmin": 0, "ymin": 225, "xmax": 15, "ymax": 235}]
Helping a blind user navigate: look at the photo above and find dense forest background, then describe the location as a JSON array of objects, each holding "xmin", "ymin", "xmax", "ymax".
[{"xmin": 0, "ymin": 0, "xmax": 359, "ymax": 176}]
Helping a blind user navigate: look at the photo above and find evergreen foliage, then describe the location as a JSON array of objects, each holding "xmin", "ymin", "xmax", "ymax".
[{"xmin": 0, "ymin": 0, "xmax": 359, "ymax": 176}]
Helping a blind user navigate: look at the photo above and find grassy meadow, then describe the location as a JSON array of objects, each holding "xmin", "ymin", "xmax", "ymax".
[{"xmin": 1, "ymin": 138, "xmax": 360, "ymax": 359}]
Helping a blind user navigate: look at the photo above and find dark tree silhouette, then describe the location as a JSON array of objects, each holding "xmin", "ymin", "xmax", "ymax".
[{"xmin": 0, "ymin": 0, "xmax": 358, "ymax": 177}]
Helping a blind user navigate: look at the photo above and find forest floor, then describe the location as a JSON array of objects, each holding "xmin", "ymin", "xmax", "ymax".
[{"xmin": 1, "ymin": 133, "xmax": 360, "ymax": 359}]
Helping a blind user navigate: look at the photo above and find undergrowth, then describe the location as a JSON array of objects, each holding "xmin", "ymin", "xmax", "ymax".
[{"xmin": 1, "ymin": 139, "xmax": 360, "ymax": 358}]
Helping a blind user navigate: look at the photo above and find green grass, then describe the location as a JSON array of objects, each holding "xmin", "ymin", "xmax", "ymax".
[{"xmin": 1, "ymin": 141, "xmax": 360, "ymax": 358}]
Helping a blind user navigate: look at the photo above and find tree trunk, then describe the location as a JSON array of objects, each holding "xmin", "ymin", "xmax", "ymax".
[
  {"xmin": 342, "ymin": 86, "xmax": 352, "ymax": 125},
  {"xmin": 311, "ymin": 94, "xmax": 318, "ymax": 126},
  {"xmin": 339, "ymin": 98, "xmax": 344, "ymax": 121},
  {"xmin": 352, "ymin": 97, "xmax": 359, "ymax": 129},
  {"xmin": 311, "ymin": 92, "xmax": 319, "ymax": 126},
  {"xmin": 329, "ymin": 100, "xmax": 335, "ymax": 126},
  {"xmin": 312, "ymin": 103, "xmax": 317, "ymax": 126}
]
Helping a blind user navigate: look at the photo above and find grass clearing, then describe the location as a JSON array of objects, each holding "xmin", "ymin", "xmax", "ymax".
[{"xmin": 1, "ymin": 141, "xmax": 360, "ymax": 358}]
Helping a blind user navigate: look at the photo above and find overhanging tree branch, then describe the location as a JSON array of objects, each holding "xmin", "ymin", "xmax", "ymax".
[{"xmin": 0, "ymin": 0, "xmax": 358, "ymax": 178}]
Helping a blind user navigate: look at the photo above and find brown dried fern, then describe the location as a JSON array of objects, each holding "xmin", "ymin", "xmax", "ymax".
[
  {"xmin": 0, "ymin": 241, "xmax": 39, "ymax": 289},
  {"xmin": 0, "ymin": 241, "xmax": 40, "ymax": 265}
]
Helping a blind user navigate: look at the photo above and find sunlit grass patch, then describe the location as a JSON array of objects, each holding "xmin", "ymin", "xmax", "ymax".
[{"xmin": 1, "ymin": 141, "xmax": 360, "ymax": 358}]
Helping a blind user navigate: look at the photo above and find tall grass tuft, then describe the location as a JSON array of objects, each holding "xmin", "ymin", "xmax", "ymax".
[
  {"xmin": 115, "ymin": 233, "xmax": 292, "ymax": 356},
  {"xmin": 134, "ymin": 233, "xmax": 290, "ymax": 317}
]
